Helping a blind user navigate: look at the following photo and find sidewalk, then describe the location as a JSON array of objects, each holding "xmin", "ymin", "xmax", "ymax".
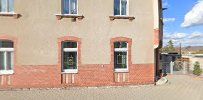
[{"xmin": 0, "ymin": 75, "xmax": 202, "ymax": 100}]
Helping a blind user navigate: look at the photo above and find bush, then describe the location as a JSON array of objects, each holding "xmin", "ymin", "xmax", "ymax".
[{"xmin": 193, "ymin": 61, "xmax": 202, "ymax": 76}]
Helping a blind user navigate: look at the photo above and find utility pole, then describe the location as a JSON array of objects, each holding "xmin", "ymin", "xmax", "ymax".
[{"xmin": 180, "ymin": 43, "xmax": 182, "ymax": 58}]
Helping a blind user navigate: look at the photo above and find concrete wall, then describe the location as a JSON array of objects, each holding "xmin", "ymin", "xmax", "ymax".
[{"xmin": 0, "ymin": 0, "xmax": 155, "ymax": 65}]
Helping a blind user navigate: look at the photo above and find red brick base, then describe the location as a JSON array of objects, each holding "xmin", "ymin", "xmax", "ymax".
[
  {"xmin": 0, "ymin": 63, "xmax": 154, "ymax": 89},
  {"xmin": 0, "ymin": 65, "xmax": 61, "ymax": 89}
]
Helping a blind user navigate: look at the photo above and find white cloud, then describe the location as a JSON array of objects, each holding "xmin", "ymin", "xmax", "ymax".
[
  {"xmin": 164, "ymin": 32, "xmax": 187, "ymax": 39},
  {"xmin": 181, "ymin": 0, "xmax": 203, "ymax": 27},
  {"xmin": 163, "ymin": 18, "xmax": 176, "ymax": 23},
  {"xmin": 164, "ymin": 32, "xmax": 203, "ymax": 46},
  {"xmin": 172, "ymin": 33, "xmax": 187, "ymax": 39},
  {"xmin": 188, "ymin": 32, "xmax": 203, "ymax": 39}
]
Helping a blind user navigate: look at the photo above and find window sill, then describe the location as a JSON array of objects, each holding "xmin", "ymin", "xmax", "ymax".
[
  {"xmin": 62, "ymin": 69, "xmax": 78, "ymax": 74},
  {"xmin": 0, "ymin": 70, "xmax": 14, "ymax": 75},
  {"xmin": 55, "ymin": 14, "xmax": 84, "ymax": 20},
  {"xmin": 0, "ymin": 13, "xmax": 21, "ymax": 18},
  {"xmin": 115, "ymin": 69, "xmax": 129, "ymax": 73},
  {"xmin": 109, "ymin": 15, "xmax": 135, "ymax": 21}
]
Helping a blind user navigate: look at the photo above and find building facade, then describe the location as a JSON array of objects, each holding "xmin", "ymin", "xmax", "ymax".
[{"xmin": 0, "ymin": 0, "xmax": 162, "ymax": 89}]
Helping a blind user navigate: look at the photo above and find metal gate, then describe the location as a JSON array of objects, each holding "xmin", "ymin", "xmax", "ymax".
[
  {"xmin": 160, "ymin": 61, "xmax": 192, "ymax": 75},
  {"xmin": 172, "ymin": 61, "xmax": 191, "ymax": 75}
]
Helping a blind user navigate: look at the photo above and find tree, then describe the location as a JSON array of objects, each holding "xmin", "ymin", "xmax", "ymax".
[
  {"xmin": 167, "ymin": 40, "xmax": 175, "ymax": 52},
  {"xmin": 161, "ymin": 40, "xmax": 176, "ymax": 53},
  {"xmin": 193, "ymin": 61, "xmax": 202, "ymax": 76}
]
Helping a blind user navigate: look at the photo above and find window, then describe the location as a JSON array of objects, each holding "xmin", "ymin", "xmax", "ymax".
[
  {"xmin": 114, "ymin": 42, "xmax": 128, "ymax": 72},
  {"xmin": 0, "ymin": 0, "xmax": 14, "ymax": 13},
  {"xmin": 62, "ymin": 41, "xmax": 78, "ymax": 73},
  {"xmin": 56, "ymin": 0, "xmax": 83, "ymax": 20},
  {"xmin": 114, "ymin": 0, "xmax": 128, "ymax": 16},
  {"xmin": 0, "ymin": 40, "xmax": 14, "ymax": 75},
  {"xmin": 62, "ymin": 0, "xmax": 78, "ymax": 15}
]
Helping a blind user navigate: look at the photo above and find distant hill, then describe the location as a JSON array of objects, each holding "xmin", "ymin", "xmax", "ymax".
[
  {"xmin": 161, "ymin": 46, "xmax": 203, "ymax": 54},
  {"xmin": 182, "ymin": 46, "xmax": 203, "ymax": 51},
  {"xmin": 178, "ymin": 46, "xmax": 203, "ymax": 54}
]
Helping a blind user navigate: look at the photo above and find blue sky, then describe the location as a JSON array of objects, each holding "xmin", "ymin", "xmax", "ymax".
[{"xmin": 163, "ymin": 0, "xmax": 203, "ymax": 47}]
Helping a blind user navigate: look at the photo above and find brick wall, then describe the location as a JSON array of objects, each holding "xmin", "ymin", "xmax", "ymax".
[
  {"xmin": 61, "ymin": 63, "xmax": 155, "ymax": 87},
  {"xmin": 0, "ymin": 35, "xmax": 155, "ymax": 89},
  {"xmin": 129, "ymin": 64, "xmax": 155, "ymax": 84},
  {"xmin": 0, "ymin": 63, "xmax": 154, "ymax": 89},
  {"xmin": 0, "ymin": 65, "xmax": 61, "ymax": 89},
  {"xmin": 154, "ymin": 29, "xmax": 161, "ymax": 48}
]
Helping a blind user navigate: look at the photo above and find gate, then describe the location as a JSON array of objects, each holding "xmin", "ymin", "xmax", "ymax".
[
  {"xmin": 171, "ymin": 61, "xmax": 191, "ymax": 75},
  {"xmin": 160, "ymin": 61, "xmax": 192, "ymax": 75}
]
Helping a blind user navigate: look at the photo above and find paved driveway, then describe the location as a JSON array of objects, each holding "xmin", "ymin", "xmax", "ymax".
[{"xmin": 0, "ymin": 75, "xmax": 203, "ymax": 100}]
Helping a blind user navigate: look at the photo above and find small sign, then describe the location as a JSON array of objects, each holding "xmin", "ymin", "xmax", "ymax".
[{"xmin": 68, "ymin": 56, "xmax": 74, "ymax": 65}]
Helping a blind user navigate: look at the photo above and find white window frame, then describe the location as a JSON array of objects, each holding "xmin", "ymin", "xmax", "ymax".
[
  {"xmin": 0, "ymin": 48, "xmax": 14, "ymax": 75},
  {"xmin": 114, "ymin": 43, "xmax": 128, "ymax": 72},
  {"xmin": 114, "ymin": 0, "xmax": 129, "ymax": 16},
  {"xmin": 62, "ymin": 42, "xmax": 78, "ymax": 74},
  {"xmin": 62, "ymin": 0, "xmax": 78, "ymax": 15},
  {"xmin": 0, "ymin": 0, "xmax": 14, "ymax": 14}
]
